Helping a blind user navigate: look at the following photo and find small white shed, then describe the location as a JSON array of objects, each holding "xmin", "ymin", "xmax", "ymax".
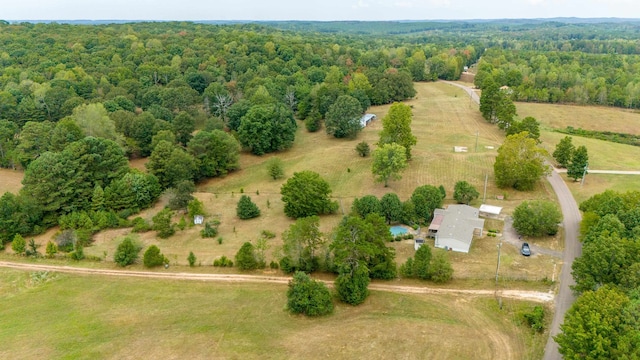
[{"xmin": 479, "ymin": 204, "xmax": 502, "ymax": 218}]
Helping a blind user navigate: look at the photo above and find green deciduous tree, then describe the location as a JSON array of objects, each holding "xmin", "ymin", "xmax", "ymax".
[
  {"xmin": 237, "ymin": 104, "xmax": 297, "ymax": 155},
  {"xmin": 287, "ymin": 271, "xmax": 334, "ymax": 316},
  {"xmin": 371, "ymin": 143, "xmax": 408, "ymax": 187},
  {"xmin": 494, "ymin": 131, "xmax": 549, "ymax": 191},
  {"xmin": 113, "ymin": 236, "xmax": 141, "ymax": 267},
  {"xmin": 71, "ymin": 103, "xmax": 122, "ymax": 144},
  {"xmin": 281, "ymin": 171, "xmax": 338, "ymax": 219},
  {"xmin": 187, "ymin": 251, "xmax": 197, "ymax": 267},
  {"xmin": 45, "ymin": 240, "xmax": 58, "ymax": 258},
  {"xmin": 167, "ymin": 180, "xmax": 195, "ymax": 211},
  {"xmin": 571, "ymin": 233, "xmax": 640, "ymax": 294},
  {"xmin": 411, "ymin": 185, "xmax": 445, "ymax": 223},
  {"xmin": 553, "ymin": 136, "xmax": 575, "ymax": 168},
  {"xmin": 146, "ymin": 140, "xmax": 196, "ymax": 189},
  {"xmin": 152, "ymin": 208, "xmax": 175, "ymax": 239},
  {"xmin": 325, "ymin": 95, "xmax": 363, "ymax": 139},
  {"xmin": 281, "ymin": 216, "xmax": 325, "ymax": 273},
  {"xmin": 555, "ymin": 286, "xmax": 638, "ymax": 360},
  {"xmin": 513, "ymin": 200, "xmax": 562, "ymax": 237},
  {"xmin": 453, "ymin": 180, "xmax": 480, "ymax": 205},
  {"xmin": 567, "ymin": 145, "xmax": 589, "ymax": 181},
  {"xmin": 378, "ymin": 102, "xmax": 417, "ymax": 159},
  {"xmin": 412, "ymin": 244, "xmax": 432, "ymax": 280},
  {"xmin": 334, "ymin": 264, "xmax": 370, "ymax": 306},
  {"xmin": 173, "ymin": 111, "xmax": 195, "ymax": 146},
  {"xmin": 351, "ymin": 195, "xmax": 382, "ymax": 219},
  {"xmin": 236, "ymin": 195, "xmax": 261, "ymax": 219},
  {"xmin": 380, "ymin": 193, "xmax": 403, "ymax": 224},
  {"xmin": 187, "ymin": 130, "xmax": 240, "ymax": 181}
]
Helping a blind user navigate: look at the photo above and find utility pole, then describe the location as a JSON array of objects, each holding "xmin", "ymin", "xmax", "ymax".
[
  {"xmin": 581, "ymin": 162, "xmax": 589, "ymax": 186},
  {"xmin": 495, "ymin": 240, "xmax": 502, "ymax": 286},
  {"xmin": 482, "ymin": 173, "xmax": 488, "ymax": 203}
]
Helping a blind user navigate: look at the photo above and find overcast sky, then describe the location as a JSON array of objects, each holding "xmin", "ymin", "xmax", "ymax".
[{"xmin": 3, "ymin": 0, "xmax": 639, "ymax": 21}]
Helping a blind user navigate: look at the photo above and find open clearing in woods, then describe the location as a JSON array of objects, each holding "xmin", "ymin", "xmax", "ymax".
[{"xmin": 0, "ymin": 268, "xmax": 547, "ymax": 360}]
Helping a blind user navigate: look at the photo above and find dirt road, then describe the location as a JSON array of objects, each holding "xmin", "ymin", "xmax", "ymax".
[{"xmin": 0, "ymin": 261, "xmax": 553, "ymax": 303}]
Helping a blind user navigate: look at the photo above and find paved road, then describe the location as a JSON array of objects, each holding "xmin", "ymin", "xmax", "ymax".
[
  {"xmin": 542, "ymin": 170, "xmax": 582, "ymax": 359},
  {"xmin": 440, "ymin": 80, "xmax": 480, "ymax": 104},
  {"xmin": 440, "ymin": 80, "xmax": 583, "ymax": 359},
  {"xmin": 555, "ymin": 169, "xmax": 640, "ymax": 175}
]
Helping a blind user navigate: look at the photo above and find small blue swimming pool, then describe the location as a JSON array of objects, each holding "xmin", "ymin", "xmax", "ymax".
[{"xmin": 389, "ymin": 226, "xmax": 408, "ymax": 236}]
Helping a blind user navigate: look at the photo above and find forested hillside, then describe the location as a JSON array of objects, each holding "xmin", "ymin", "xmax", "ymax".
[{"xmin": 0, "ymin": 21, "xmax": 477, "ymax": 243}]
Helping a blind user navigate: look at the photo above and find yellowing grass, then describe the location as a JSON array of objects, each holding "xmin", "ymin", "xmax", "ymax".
[{"xmin": 0, "ymin": 269, "xmax": 544, "ymax": 360}]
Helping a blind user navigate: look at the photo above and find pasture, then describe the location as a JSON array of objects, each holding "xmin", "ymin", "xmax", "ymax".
[
  {"xmin": 515, "ymin": 101, "xmax": 640, "ymax": 203},
  {"xmin": 0, "ymin": 268, "xmax": 548, "ymax": 360},
  {"xmin": 0, "ymin": 168, "xmax": 23, "ymax": 194},
  {"xmin": 0, "ymin": 82, "xmax": 553, "ymax": 284}
]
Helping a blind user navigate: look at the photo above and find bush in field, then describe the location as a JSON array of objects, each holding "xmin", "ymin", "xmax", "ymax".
[
  {"xmin": 287, "ymin": 271, "xmax": 334, "ymax": 316},
  {"xmin": 523, "ymin": 306, "xmax": 545, "ymax": 333},
  {"xmin": 355, "ymin": 141, "xmax": 370, "ymax": 157},
  {"xmin": 45, "ymin": 241, "xmax": 58, "ymax": 258},
  {"xmin": 213, "ymin": 256, "xmax": 233, "ymax": 267},
  {"xmin": 11, "ymin": 234, "xmax": 26, "ymax": 255},
  {"xmin": 200, "ymin": 220, "xmax": 220, "ymax": 238},
  {"xmin": 267, "ymin": 157, "xmax": 285, "ymax": 180},
  {"xmin": 188, "ymin": 251, "xmax": 197, "ymax": 267},
  {"xmin": 143, "ymin": 245, "xmax": 167, "ymax": 268},
  {"xmin": 114, "ymin": 236, "xmax": 141, "ymax": 267},
  {"xmin": 152, "ymin": 208, "xmax": 175, "ymax": 238}
]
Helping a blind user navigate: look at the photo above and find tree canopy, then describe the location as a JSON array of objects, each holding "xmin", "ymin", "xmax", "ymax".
[
  {"xmin": 494, "ymin": 131, "xmax": 549, "ymax": 191},
  {"xmin": 378, "ymin": 102, "xmax": 416, "ymax": 160},
  {"xmin": 280, "ymin": 171, "xmax": 338, "ymax": 219}
]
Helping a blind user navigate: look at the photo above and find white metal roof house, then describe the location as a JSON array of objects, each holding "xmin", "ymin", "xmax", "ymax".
[
  {"xmin": 360, "ymin": 114, "xmax": 376, "ymax": 128},
  {"xmin": 427, "ymin": 205, "xmax": 485, "ymax": 253}
]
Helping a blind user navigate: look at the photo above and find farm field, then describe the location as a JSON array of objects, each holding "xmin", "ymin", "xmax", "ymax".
[
  {"xmin": 514, "ymin": 101, "xmax": 640, "ymax": 202},
  {"xmin": 0, "ymin": 268, "xmax": 548, "ymax": 360}
]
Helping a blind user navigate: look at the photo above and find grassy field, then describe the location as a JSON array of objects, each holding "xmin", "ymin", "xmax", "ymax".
[
  {"xmin": 4, "ymin": 82, "xmax": 554, "ymax": 284},
  {"xmin": 514, "ymin": 101, "xmax": 640, "ymax": 203},
  {"xmin": 517, "ymin": 102, "xmax": 640, "ymax": 136},
  {"xmin": 0, "ymin": 268, "xmax": 548, "ymax": 359}
]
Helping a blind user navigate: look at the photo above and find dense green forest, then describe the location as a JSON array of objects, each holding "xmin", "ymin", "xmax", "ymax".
[
  {"xmin": 2, "ymin": 19, "xmax": 640, "ymax": 242},
  {"xmin": 0, "ymin": 21, "xmax": 477, "ymax": 243}
]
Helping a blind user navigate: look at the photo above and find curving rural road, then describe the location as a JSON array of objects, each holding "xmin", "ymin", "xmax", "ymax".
[
  {"xmin": 440, "ymin": 80, "xmax": 583, "ymax": 360},
  {"xmin": 542, "ymin": 170, "xmax": 582, "ymax": 360}
]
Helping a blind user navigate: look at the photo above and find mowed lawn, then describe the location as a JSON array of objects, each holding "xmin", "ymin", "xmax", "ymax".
[{"xmin": 0, "ymin": 269, "xmax": 546, "ymax": 360}]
